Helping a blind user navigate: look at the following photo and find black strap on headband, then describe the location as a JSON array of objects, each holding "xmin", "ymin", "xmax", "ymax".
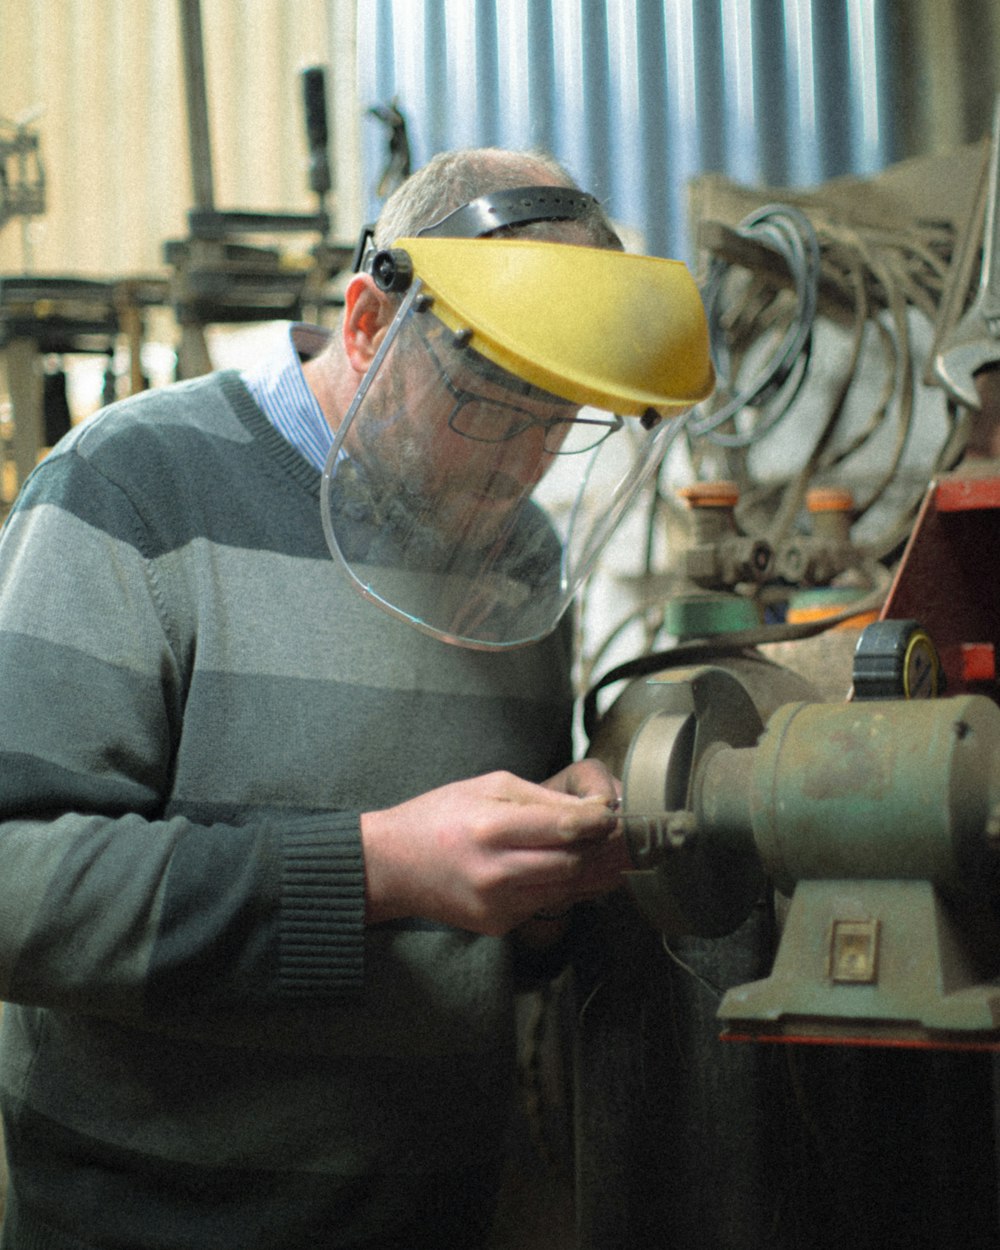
[
  {"xmin": 416, "ymin": 186, "xmax": 598, "ymax": 239},
  {"xmin": 353, "ymin": 185, "xmax": 598, "ymax": 272}
]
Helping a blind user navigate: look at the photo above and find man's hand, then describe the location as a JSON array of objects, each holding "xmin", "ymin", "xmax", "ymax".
[{"xmin": 361, "ymin": 763, "xmax": 627, "ymax": 936}]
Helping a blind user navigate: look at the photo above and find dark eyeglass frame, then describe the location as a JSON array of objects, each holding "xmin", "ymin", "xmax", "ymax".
[{"xmin": 417, "ymin": 325, "xmax": 624, "ymax": 455}]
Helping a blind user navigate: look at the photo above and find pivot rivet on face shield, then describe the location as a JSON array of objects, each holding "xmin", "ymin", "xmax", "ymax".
[
  {"xmin": 451, "ymin": 327, "xmax": 473, "ymax": 350},
  {"xmin": 371, "ymin": 248, "xmax": 414, "ymax": 293}
]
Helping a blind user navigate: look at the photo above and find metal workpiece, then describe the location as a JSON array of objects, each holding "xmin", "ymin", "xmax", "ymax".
[
  {"xmin": 777, "ymin": 488, "xmax": 861, "ymax": 587},
  {"xmin": 769, "ymin": 529, "xmax": 858, "ymax": 587},
  {"xmin": 621, "ymin": 808, "xmax": 699, "ymax": 864},
  {"xmin": 683, "ymin": 535, "xmax": 773, "ymax": 590}
]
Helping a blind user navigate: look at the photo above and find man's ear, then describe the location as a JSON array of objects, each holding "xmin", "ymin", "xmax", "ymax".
[{"xmin": 342, "ymin": 275, "xmax": 396, "ymax": 373}]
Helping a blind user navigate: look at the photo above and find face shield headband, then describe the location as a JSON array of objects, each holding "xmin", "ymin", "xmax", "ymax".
[
  {"xmin": 320, "ymin": 283, "xmax": 681, "ymax": 650},
  {"xmin": 351, "ymin": 185, "xmax": 611, "ymax": 273}
]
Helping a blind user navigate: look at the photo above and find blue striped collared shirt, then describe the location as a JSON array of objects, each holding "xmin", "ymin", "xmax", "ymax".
[{"xmin": 241, "ymin": 322, "xmax": 334, "ymax": 471}]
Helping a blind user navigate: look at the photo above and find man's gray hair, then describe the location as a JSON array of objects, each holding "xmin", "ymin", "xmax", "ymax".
[{"xmin": 373, "ymin": 147, "xmax": 622, "ymax": 251}]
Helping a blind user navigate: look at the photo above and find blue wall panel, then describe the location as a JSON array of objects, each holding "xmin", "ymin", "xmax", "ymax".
[{"xmin": 357, "ymin": 0, "xmax": 899, "ymax": 262}]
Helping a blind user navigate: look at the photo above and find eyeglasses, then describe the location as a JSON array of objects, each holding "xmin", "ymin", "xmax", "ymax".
[{"xmin": 418, "ymin": 325, "xmax": 624, "ymax": 455}]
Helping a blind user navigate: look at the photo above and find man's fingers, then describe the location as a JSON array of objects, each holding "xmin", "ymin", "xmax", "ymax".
[
  {"xmin": 491, "ymin": 792, "xmax": 620, "ymax": 846},
  {"xmin": 363, "ymin": 769, "xmax": 627, "ymax": 933}
]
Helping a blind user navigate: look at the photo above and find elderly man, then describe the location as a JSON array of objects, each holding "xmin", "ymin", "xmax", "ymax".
[{"xmin": 0, "ymin": 147, "xmax": 711, "ymax": 1247}]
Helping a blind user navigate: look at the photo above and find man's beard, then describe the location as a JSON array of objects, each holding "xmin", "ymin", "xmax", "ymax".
[
  {"xmin": 347, "ymin": 403, "xmax": 530, "ymax": 556},
  {"xmin": 328, "ymin": 410, "xmax": 561, "ymax": 638}
]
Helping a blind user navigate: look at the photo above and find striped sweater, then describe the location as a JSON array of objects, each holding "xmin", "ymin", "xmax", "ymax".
[{"xmin": 0, "ymin": 371, "xmax": 574, "ymax": 1249}]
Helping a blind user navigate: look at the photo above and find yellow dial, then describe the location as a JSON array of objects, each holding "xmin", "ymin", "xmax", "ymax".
[
  {"xmin": 853, "ymin": 619, "xmax": 942, "ymax": 701},
  {"xmin": 901, "ymin": 628, "xmax": 941, "ymax": 699}
]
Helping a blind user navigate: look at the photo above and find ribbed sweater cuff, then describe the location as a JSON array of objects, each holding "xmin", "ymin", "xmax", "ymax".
[{"xmin": 280, "ymin": 818, "xmax": 366, "ymax": 997}]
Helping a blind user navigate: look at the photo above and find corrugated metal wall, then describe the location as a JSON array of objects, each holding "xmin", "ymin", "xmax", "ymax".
[{"xmin": 355, "ymin": 0, "xmax": 1000, "ymax": 264}]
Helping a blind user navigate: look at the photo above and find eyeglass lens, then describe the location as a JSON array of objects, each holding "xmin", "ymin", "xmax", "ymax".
[{"xmin": 419, "ymin": 318, "xmax": 622, "ymax": 454}]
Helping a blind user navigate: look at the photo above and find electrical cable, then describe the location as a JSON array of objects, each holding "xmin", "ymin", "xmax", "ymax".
[
  {"xmin": 687, "ymin": 204, "xmax": 821, "ymax": 448},
  {"xmin": 581, "ymin": 579, "xmax": 888, "ymax": 743}
]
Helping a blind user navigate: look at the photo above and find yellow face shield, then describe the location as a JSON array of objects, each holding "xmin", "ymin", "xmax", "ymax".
[
  {"xmin": 321, "ymin": 238, "xmax": 713, "ymax": 650},
  {"xmin": 370, "ymin": 236, "xmax": 714, "ymax": 414}
]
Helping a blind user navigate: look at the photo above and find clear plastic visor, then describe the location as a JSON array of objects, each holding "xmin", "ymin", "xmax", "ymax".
[{"xmin": 320, "ymin": 283, "xmax": 679, "ymax": 649}]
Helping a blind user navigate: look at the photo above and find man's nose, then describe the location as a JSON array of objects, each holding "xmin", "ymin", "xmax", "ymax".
[{"xmin": 487, "ymin": 425, "xmax": 552, "ymax": 488}]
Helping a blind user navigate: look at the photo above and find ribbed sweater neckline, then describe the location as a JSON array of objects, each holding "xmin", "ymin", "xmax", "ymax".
[{"xmin": 216, "ymin": 369, "xmax": 325, "ymax": 499}]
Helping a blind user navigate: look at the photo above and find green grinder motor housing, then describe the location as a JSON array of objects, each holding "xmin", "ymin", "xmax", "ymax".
[{"xmin": 621, "ymin": 666, "xmax": 1000, "ymax": 1044}]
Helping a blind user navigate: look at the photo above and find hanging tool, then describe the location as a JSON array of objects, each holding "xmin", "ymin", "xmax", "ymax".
[
  {"xmin": 368, "ymin": 99, "xmax": 411, "ymax": 200},
  {"xmin": 934, "ymin": 94, "xmax": 1000, "ymax": 410}
]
